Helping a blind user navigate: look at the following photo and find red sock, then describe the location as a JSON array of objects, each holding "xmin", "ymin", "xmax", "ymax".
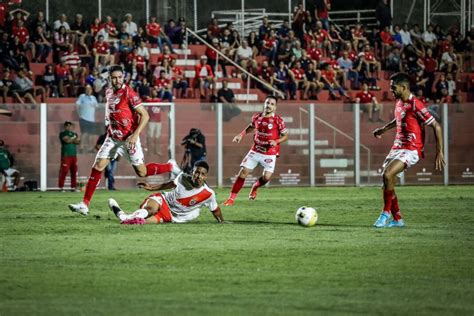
[
  {"xmin": 230, "ymin": 177, "xmax": 245, "ymax": 196},
  {"xmin": 391, "ymin": 195, "xmax": 402, "ymax": 220},
  {"xmin": 146, "ymin": 162, "xmax": 172, "ymax": 176},
  {"xmin": 83, "ymin": 168, "xmax": 102, "ymax": 206},
  {"xmin": 253, "ymin": 176, "xmax": 269, "ymax": 189},
  {"xmin": 382, "ymin": 189, "xmax": 394, "ymax": 214}
]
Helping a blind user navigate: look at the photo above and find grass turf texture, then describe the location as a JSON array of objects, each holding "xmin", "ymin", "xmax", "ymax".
[{"xmin": 1, "ymin": 186, "xmax": 473, "ymax": 315}]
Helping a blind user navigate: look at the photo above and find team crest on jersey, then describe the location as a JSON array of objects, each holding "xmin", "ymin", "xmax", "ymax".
[
  {"xmin": 122, "ymin": 118, "xmax": 130, "ymax": 126},
  {"xmin": 268, "ymin": 123, "xmax": 273, "ymax": 129}
]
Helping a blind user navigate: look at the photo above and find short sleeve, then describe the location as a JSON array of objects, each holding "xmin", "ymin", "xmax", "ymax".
[
  {"xmin": 205, "ymin": 191, "xmax": 219, "ymax": 212},
  {"xmin": 128, "ymin": 87, "xmax": 143, "ymax": 109},
  {"xmin": 250, "ymin": 113, "xmax": 259, "ymax": 127},
  {"xmin": 413, "ymin": 98, "xmax": 435, "ymax": 126},
  {"xmin": 277, "ymin": 116, "xmax": 288, "ymax": 134}
]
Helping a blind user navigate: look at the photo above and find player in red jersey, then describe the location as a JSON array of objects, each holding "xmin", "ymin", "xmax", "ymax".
[
  {"xmin": 223, "ymin": 95, "xmax": 288, "ymax": 206},
  {"xmin": 372, "ymin": 72, "xmax": 445, "ymax": 228},
  {"xmin": 69, "ymin": 65, "xmax": 180, "ymax": 215},
  {"xmin": 108, "ymin": 160, "xmax": 225, "ymax": 224}
]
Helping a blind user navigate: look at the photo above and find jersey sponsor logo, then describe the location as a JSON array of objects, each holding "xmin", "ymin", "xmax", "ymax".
[
  {"xmin": 268, "ymin": 123, "xmax": 273, "ymax": 129},
  {"xmin": 176, "ymin": 189, "xmax": 212, "ymax": 207}
]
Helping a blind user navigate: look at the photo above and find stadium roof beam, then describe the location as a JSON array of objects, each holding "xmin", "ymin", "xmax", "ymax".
[{"xmin": 425, "ymin": 0, "xmax": 469, "ymax": 36}]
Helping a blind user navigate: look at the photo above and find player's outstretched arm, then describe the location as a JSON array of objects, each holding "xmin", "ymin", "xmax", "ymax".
[
  {"xmin": 211, "ymin": 206, "xmax": 225, "ymax": 223},
  {"xmin": 430, "ymin": 120, "xmax": 446, "ymax": 171},
  {"xmin": 233, "ymin": 124, "xmax": 254, "ymax": 143},
  {"xmin": 137, "ymin": 181, "xmax": 176, "ymax": 191},
  {"xmin": 373, "ymin": 118, "xmax": 396, "ymax": 138}
]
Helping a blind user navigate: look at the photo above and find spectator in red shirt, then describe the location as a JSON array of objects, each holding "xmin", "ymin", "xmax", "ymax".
[
  {"xmin": 146, "ymin": 16, "xmax": 174, "ymax": 54},
  {"xmin": 355, "ymin": 83, "xmax": 384, "ymax": 122},
  {"xmin": 170, "ymin": 58, "xmax": 188, "ymax": 98},
  {"xmin": 195, "ymin": 55, "xmax": 216, "ymax": 100},
  {"xmin": 206, "ymin": 38, "xmax": 228, "ymax": 78},
  {"xmin": 315, "ymin": 0, "xmax": 331, "ymax": 30},
  {"xmin": 292, "ymin": 3, "xmax": 311, "ymax": 42},
  {"xmin": 321, "ymin": 63, "xmax": 349, "ymax": 100},
  {"xmin": 92, "ymin": 34, "xmax": 114, "ymax": 67},
  {"xmin": 154, "ymin": 70, "xmax": 173, "ymax": 102},
  {"xmin": 207, "ymin": 18, "xmax": 221, "ymax": 40},
  {"xmin": 55, "ymin": 59, "xmax": 71, "ymax": 97},
  {"xmin": 290, "ymin": 60, "xmax": 309, "ymax": 99},
  {"xmin": 11, "ymin": 19, "xmax": 29, "ymax": 50}
]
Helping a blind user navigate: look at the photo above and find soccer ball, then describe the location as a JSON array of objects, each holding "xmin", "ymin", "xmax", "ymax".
[{"xmin": 295, "ymin": 206, "xmax": 318, "ymax": 227}]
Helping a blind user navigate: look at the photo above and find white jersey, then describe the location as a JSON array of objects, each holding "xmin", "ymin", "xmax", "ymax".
[{"xmin": 163, "ymin": 173, "xmax": 218, "ymax": 223}]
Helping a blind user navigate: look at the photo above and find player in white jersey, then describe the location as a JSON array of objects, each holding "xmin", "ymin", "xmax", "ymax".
[{"xmin": 108, "ymin": 160, "xmax": 225, "ymax": 224}]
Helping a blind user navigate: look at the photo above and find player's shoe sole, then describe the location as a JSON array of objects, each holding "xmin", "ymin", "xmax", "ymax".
[
  {"xmin": 68, "ymin": 202, "xmax": 89, "ymax": 216},
  {"xmin": 223, "ymin": 198, "xmax": 235, "ymax": 206},
  {"xmin": 373, "ymin": 212, "xmax": 391, "ymax": 228},
  {"xmin": 387, "ymin": 219, "xmax": 405, "ymax": 228},
  {"xmin": 108, "ymin": 198, "xmax": 122, "ymax": 217}
]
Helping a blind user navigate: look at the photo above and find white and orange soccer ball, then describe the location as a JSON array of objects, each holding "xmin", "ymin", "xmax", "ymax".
[{"xmin": 295, "ymin": 206, "xmax": 318, "ymax": 227}]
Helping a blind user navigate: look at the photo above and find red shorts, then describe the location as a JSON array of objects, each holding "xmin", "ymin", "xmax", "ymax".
[{"xmin": 140, "ymin": 193, "xmax": 172, "ymax": 223}]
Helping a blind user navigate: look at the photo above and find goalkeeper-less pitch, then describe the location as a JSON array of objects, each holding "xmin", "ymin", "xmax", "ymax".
[{"xmin": 1, "ymin": 186, "xmax": 473, "ymax": 315}]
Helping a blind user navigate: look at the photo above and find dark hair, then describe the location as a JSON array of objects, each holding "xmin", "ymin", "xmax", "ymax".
[
  {"xmin": 64, "ymin": 120, "xmax": 73, "ymax": 126},
  {"xmin": 194, "ymin": 160, "xmax": 209, "ymax": 172},
  {"xmin": 108, "ymin": 65, "xmax": 124, "ymax": 74},
  {"xmin": 265, "ymin": 95, "xmax": 279, "ymax": 103},
  {"xmin": 390, "ymin": 72, "xmax": 411, "ymax": 88}
]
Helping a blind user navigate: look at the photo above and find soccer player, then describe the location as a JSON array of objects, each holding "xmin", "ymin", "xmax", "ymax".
[
  {"xmin": 69, "ymin": 65, "xmax": 180, "ymax": 215},
  {"xmin": 108, "ymin": 160, "xmax": 225, "ymax": 224},
  {"xmin": 372, "ymin": 72, "xmax": 445, "ymax": 228},
  {"xmin": 223, "ymin": 95, "xmax": 288, "ymax": 206}
]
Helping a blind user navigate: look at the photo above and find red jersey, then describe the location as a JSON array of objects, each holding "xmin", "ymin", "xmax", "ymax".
[
  {"xmin": 147, "ymin": 105, "xmax": 162, "ymax": 122},
  {"xmin": 380, "ymin": 31, "xmax": 393, "ymax": 44},
  {"xmin": 154, "ymin": 77, "xmax": 170, "ymax": 89},
  {"xmin": 392, "ymin": 95, "xmax": 435, "ymax": 157},
  {"xmin": 423, "ymin": 57, "xmax": 437, "ymax": 73},
  {"xmin": 105, "ymin": 85, "xmax": 143, "ymax": 140},
  {"xmin": 250, "ymin": 113, "xmax": 287, "ymax": 156},
  {"xmin": 258, "ymin": 66, "xmax": 273, "ymax": 81},
  {"xmin": 291, "ymin": 67, "xmax": 305, "ymax": 80},
  {"xmin": 12, "ymin": 26, "xmax": 29, "ymax": 44},
  {"xmin": 364, "ymin": 50, "xmax": 375, "ymax": 62},
  {"xmin": 321, "ymin": 69, "xmax": 336, "ymax": 84},
  {"xmin": 93, "ymin": 41, "xmax": 109, "ymax": 54},
  {"xmin": 0, "ymin": 3, "xmax": 9, "ymax": 27},
  {"xmin": 314, "ymin": 29, "xmax": 328, "ymax": 43},
  {"xmin": 90, "ymin": 23, "xmax": 103, "ymax": 37},
  {"xmin": 62, "ymin": 50, "xmax": 81, "ymax": 69},
  {"xmin": 105, "ymin": 22, "xmax": 117, "ymax": 36},
  {"xmin": 55, "ymin": 64, "xmax": 69, "ymax": 78},
  {"xmin": 171, "ymin": 66, "xmax": 183, "ymax": 80},
  {"xmin": 307, "ymin": 47, "xmax": 322, "ymax": 61},
  {"xmin": 146, "ymin": 22, "xmax": 161, "ymax": 37},
  {"xmin": 348, "ymin": 50, "xmax": 357, "ymax": 62},
  {"xmin": 356, "ymin": 91, "xmax": 375, "ymax": 104}
]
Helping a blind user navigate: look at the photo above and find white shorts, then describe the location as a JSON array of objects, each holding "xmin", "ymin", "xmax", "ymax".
[
  {"xmin": 148, "ymin": 122, "xmax": 162, "ymax": 138},
  {"xmin": 96, "ymin": 136, "xmax": 145, "ymax": 166},
  {"xmin": 382, "ymin": 149, "xmax": 419, "ymax": 177},
  {"xmin": 3, "ymin": 168, "xmax": 18, "ymax": 177},
  {"xmin": 241, "ymin": 150, "xmax": 277, "ymax": 173}
]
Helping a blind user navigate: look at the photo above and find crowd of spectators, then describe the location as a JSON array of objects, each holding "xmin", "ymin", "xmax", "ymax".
[{"xmin": 0, "ymin": 0, "xmax": 473, "ymax": 106}]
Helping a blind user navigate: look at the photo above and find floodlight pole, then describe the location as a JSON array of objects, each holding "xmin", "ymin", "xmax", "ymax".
[{"xmin": 194, "ymin": 0, "xmax": 198, "ymax": 31}]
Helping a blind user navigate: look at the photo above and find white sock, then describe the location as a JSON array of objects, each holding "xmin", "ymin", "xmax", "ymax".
[
  {"xmin": 117, "ymin": 211, "xmax": 128, "ymax": 222},
  {"xmin": 131, "ymin": 208, "xmax": 149, "ymax": 219}
]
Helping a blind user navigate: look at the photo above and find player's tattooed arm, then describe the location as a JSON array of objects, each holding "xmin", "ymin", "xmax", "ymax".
[
  {"xmin": 137, "ymin": 181, "xmax": 176, "ymax": 191},
  {"xmin": 373, "ymin": 118, "xmax": 396, "ymax": 138},
  {"xmin": 233, "ymin": 124, "xmax": 255, "ymax": 143}
]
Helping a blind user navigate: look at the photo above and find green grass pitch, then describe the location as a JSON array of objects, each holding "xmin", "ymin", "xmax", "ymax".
[{"xmin": 1, "ymin": 186, "xmax": 474, "ymax": 315}]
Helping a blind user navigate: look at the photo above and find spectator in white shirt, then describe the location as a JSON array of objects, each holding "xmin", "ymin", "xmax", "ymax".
[
  {"xmin": 53, "ymin": 14, "xmax": 70, "ymax": 32},
  {"xmin": 399, "ymin": 23, "xmax": 413, "ymax": 46},
  {"xmin": 422, "ymin": 24, "xmax": 437, "ymax": 49},
  {"xmin": 123, "ymin": 13, "xmax": 138, "ymax": 37},
  {"xmin": 236, "ymin": 40, "xmax": 257, "ymax": 73}
]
